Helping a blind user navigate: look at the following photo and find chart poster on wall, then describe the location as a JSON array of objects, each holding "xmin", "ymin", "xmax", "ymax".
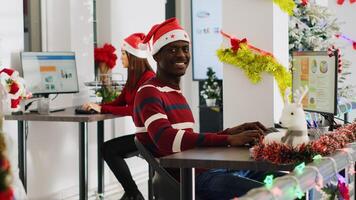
[
  {"xmin": 192, "ymin": 0, "xmax": 222, "ymax": 80},
  {"xmin": 292, "ymin": 51, "xmax": 337, "ymax": 114}
]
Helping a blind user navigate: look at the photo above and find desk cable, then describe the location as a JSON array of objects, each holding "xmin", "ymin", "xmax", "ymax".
[
  {"xmin": 51, "ymin": 94, "xmax": 59, "ymax": 101},
  {"xmin": 24, "ymin": 99, "xmax": 39, "ymax": 111},
  {"xmin": 25, "ymin": 120, "xmax": 29, "ymax": 140},
  {"xmin": 24, "ymin": 94, "xmax": 59, "ymax": 111}
]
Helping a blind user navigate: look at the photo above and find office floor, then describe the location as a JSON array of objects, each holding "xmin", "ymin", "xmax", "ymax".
[{"xmin": 103, "ymin": 180, "xmax": 149, "ymax": 200}]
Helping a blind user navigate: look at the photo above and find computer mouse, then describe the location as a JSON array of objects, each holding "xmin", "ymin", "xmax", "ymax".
[
  {"xmin": 89, "ymin": 109, "xmax": 99, "ymax": 114},
  {"xmin": 75, "ymin": 107, "xmax": 99, "ymax": 114}
]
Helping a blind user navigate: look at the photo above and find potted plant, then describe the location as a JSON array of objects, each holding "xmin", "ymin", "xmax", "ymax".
[
  {"xmin": 94, "ymin": 43, "xmax": 119, "ymax": 103},
  {"xmin": 200, "ymin": 67, "xmax": 221, "ymax": 107}
]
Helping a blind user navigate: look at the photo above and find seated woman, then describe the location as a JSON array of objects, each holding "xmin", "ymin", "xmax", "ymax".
[{"xmin": 82, "ymin": 33, "xmax": 155, "ymax": 200}]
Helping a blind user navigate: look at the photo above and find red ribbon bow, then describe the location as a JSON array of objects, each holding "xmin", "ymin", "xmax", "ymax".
[
  {"xmin": 220, "ymin": 31, "xmax": 247, "ymax": 52},
  {"xmin": 301, "ymin": 0, "xmax": 308, "ymax": 6},
  {"xmin": 230, "ymin": 38, "xmax": 248, "ymax": 52},
  {"xmin": 220, "ymin": 31, "xmax": 274, "ymax": 57}
]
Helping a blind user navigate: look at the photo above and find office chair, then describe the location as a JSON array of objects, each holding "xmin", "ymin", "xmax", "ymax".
[{"xmin": 134, "ymin": 137, "xmax": 180, "ymax": 200}]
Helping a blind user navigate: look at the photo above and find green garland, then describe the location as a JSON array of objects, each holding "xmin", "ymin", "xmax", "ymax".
[
  {"xmin": 273, "ymin": 0, "xmax": 296, "ymax": 15},
  {"xmin": 217, "ymin": 44, "xmax": 291, "ymax": 98}
]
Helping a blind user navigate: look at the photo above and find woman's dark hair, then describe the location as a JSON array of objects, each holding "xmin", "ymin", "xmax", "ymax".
[{"xmin": 125, "ymin": 51, "xmax": 154, "ymax": 91}]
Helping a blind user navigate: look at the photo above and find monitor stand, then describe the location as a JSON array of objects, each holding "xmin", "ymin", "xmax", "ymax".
[
  {"xmin": 323, "ymin": 113, "xmax": 335, "ymax": 131},
  {"xmin": 36, "ymin": 95, "xmax": 62, "ymax": 113},
  {"xmin": 27, "ymin": 94, "xmax": 66, "ymax": 113}
]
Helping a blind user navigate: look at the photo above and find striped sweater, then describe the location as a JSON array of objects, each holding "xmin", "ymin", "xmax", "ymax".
[{"xmin": 133, "ymin": 77, "xmax": 229, "ymax": 158}]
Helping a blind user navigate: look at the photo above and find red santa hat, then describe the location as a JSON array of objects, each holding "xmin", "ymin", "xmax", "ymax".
[
  {"xmin": 142, "ymin": 17, "xmax": 190, "ymax": 55},
  {"xmin": 122, "ymin": 33, "xmax": 148, "ymax": 58}
]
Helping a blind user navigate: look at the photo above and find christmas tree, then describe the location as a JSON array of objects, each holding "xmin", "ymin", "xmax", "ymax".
[{"xmin": 289, "ymin": 0, "xmax": 355, "ymax": 113}]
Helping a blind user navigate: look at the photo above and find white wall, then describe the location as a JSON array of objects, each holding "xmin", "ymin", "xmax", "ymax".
[
  {"xmin": 0, "ymin": 0, "xmax": 24, "ymax": 72},
  {"xmin": 100, "ymin": 0, "xmax": 165, "ymax": 80},
  {"xmin": 222, "ymin": 0, "xmax": 288, "ymax": 128},
  {"xmin": 273, "ymin": 4, "xmax": 289, "ymax": 123}
]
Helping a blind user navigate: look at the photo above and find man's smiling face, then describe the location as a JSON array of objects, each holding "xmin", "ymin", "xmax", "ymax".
[{"xmin": 154, "ymin": 40, "xmax": 190, "ymax": 78}]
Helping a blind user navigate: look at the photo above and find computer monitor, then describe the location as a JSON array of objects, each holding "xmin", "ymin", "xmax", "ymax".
[
  {"xmin": 21, "ymin": 52, "xmax": 79, "ymax": 97},
  {"xmin": 291, "ymin": 51, "xmax": 338, "ymax": 115}
]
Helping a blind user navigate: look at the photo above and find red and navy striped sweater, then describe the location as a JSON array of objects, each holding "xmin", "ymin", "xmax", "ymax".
[{"xmin": 133, "ymin": 77, "xmax": 229, "ymax": 158}]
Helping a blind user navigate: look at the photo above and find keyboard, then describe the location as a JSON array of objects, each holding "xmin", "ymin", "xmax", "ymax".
[
  {"xmin": 264, "ymin": 127, "xmax": 280, "ymax": 135},
  {"xmin": 29, "ymin": 107, "xmax": 65, "ymax": 113},
  {"xmin": 74, "ymin": 106, "xmax": 99, "ymax": 114},
  {"xmin": 50, "ymin": 107, "xmax": 65, "ymax": 112}
]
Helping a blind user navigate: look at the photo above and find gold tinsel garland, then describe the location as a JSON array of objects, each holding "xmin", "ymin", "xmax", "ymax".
[
  {"xmin": 273, "ymin": 0, "xmax": 296, "ymax": 15},
  {"xmin": 217, "ymin": 44, "xmax": 291, "ymax": 98}
]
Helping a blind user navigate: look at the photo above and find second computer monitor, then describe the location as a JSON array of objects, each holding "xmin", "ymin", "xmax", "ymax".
[
  {"xmin": 21, "ymin": 52, "xmax": 79, "ymax": 97},
  {"xmin": 292, "ymin": 51, "xmax": 338, "ymax": 115}
]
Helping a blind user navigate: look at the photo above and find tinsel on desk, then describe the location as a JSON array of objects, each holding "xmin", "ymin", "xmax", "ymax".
[{"xmin": 252, "ymin": 123, "xmax": 356, "ymax": 164}]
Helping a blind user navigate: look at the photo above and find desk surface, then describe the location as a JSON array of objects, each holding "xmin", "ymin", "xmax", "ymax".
[
  {"xmin": 4, "ymin": 107, "xmax": 119, "ymax": 122},
  {"xmin": 160, "ymin": 147, "xmax": 295, "ymax": 171}
]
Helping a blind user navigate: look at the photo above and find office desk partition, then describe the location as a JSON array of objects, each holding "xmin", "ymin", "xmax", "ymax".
[
  {"xmin": 5, "ymin": 107, "xmax": 120, "ymax": 200},
  {"xmin": 159, "ymin": 147, "xmax": 295, "ymax": 200}
]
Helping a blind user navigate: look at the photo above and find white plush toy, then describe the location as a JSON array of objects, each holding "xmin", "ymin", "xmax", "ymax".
[{"xmin": 264, "ymin": 86, "xmax": 310, "ymax": 148}]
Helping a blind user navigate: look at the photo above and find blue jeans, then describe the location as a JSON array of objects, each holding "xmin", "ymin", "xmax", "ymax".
[{"xmin": 195, "ymin": 169, "xmax": 268, "ymax": 200}]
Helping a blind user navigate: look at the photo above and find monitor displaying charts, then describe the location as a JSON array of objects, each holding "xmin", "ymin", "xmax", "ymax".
[
  {"xmin": 21, "ymin": 52, "xmax": 79, "ymax": 96},
  {"xmin": 292, "ymin": 51, "xmax": 338, "ymax": 115}
]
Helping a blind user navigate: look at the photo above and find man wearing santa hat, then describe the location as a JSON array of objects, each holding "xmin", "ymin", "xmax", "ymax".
[{"xmin": 133, "ymin": 18, "xmax": 268, "ymax": 199}]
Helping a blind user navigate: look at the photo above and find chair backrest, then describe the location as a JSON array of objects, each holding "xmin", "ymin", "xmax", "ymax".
[{"xmin": 134, "ymin": 136, "xmax": 179, "ymax": 187}]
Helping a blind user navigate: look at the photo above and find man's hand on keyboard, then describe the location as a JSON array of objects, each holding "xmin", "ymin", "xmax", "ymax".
[{"xmin": 82, "ymin": 102, "xmax": 101, "ymax": 113}]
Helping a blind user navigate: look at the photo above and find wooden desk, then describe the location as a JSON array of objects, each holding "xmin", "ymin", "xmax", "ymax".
[
  {"xmin": 5, "ymin": 107, "xmax": 119, "ymax": 200},
  {"xmin": 160, "ymin": 147, "xmax": 295, "ymax": 200}
]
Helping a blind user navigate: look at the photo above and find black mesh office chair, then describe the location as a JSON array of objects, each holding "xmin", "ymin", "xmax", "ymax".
[{"xmin": 134, "ymin": 137, "xmax": 180, "ymax": 200}]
